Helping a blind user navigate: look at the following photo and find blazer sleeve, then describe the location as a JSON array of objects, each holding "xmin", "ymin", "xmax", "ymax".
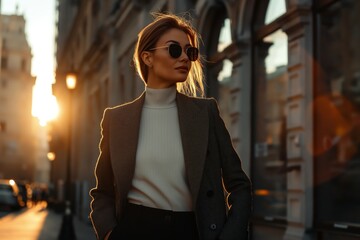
[
  {"xmin": 89, "ymin": 109, "xmax": 117, "ymax": 240},
  {"xmin": 209, "ymin": 99, "xmax": 252, "ymax": 240}
]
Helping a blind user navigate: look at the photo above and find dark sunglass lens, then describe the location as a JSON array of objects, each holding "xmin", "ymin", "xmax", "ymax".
[
  {"xmin": 168, "ymin": 44, "xmax": 182, "ymax": 58},
  {"xmin": 186, "ymin": 47, "xmax": 199, "ymax": 61}
]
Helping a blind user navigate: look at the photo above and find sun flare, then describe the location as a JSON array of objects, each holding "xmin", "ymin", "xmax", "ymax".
[{"xmin": 32, "ymin": 75, "xmax": 59, "ymax": 126}]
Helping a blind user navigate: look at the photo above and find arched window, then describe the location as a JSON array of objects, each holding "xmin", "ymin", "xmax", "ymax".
[
  {"xmin": 217, "ymin": 18, "xmax": 233, "ymax": 85},
  {"xmin": 204, "ymin": 4, "xmax": 234, "ymax": 128},
  {"xmin": 252, "ymin": 0, "xmax": 288, "ymax": 222},
  {"xmin": 265, "ymin": 0, "xmax": 286, "ymax": 24},
  {"xmin": 204, "ymin": 5, "xmax": 230, "ymax": 96},
  {"xmin": 217, "ymin": 18, "xmax": 232, "ymax": 52}
]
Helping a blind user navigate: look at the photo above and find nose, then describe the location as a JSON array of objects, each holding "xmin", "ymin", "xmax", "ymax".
[{"xmin": 179, "ymin": 49, "xmax": 189, "ymax": 62}]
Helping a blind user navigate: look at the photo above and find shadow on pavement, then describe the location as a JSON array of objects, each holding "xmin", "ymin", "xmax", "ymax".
[{"xmin": 37, "ymin": 208, "xmax": 96, "ymax": 240}]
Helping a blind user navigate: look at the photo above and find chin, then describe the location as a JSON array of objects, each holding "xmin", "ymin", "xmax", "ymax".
[
  {"xmin": 175, "ymin": 79, "xmax": 187, "ymax": 84},
  {"xmin": 178, "ymin": 75, "xmax": 189, "ymax": 82}
]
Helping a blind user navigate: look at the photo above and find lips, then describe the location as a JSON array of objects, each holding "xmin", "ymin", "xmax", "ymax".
[{"xmin": 175, "ymin": 66, "xmax": 189, "ymax": 72}]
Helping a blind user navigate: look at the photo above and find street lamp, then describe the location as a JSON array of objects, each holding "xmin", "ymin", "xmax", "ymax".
[
  {"xmin": 58, "ymin": 72, "xmax": 77, "ymax": 240},
  {"xmin": 47, "ymin": 151, "xmax": 55, "ymax": 183},
  {"xmin": 47, "ymin": 151, "xmax": 55, "ymax": 209},
  {"xmin": 65, "ymin": 71, "xmax": 76, "ymax": 206},
  {"xmin": 47, "ymin": 152, "xmax": 56, "ymax": 161},
  {"xmin": 66, "ymin": 73, "xmax": 77, "ymax": 90}
]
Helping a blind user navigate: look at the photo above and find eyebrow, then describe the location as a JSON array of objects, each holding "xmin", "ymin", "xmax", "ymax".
[{"xmin": 165, "ymin": 40, "xmax": 191, "ymax": 47}]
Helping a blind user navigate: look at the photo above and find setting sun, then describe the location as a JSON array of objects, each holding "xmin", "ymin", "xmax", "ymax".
[{"xmin": 32, "ymin": 74, "xmax": 59, "ymax": 126}]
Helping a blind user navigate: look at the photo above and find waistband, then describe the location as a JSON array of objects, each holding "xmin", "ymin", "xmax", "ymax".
[{"xmin": 124, "ymin": 202, "xmax": 195, "ymax": 219}]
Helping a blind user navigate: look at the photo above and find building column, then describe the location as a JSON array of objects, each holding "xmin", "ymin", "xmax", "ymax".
[
  {"xmin": 226, "ymin": 40, "xmax": 252, "ymax": 175},
  {"xmin": 282, "ymin": 4, "xmax": 314, "ymax": 240}
]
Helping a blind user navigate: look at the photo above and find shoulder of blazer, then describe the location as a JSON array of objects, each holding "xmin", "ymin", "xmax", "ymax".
[
  {"xmin": 102, "ymin": 91, "xmax": 218, "ymax": 116},
  {"xmin": 104, "ymin": 91, "xmax": 146, "ymax": 114},
  {"xmin": 176, "ymin": 91, "xmax": 217, "ymax": 109}
]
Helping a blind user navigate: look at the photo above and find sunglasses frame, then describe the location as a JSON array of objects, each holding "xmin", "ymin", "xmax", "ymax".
[{"xmin": 149, "ymin": 43, "xmax": 199, "ymax": 61}]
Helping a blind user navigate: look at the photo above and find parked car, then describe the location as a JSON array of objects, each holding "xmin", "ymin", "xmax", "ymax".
[
  {"xmin": 0, "ymin": 179, "xmax": 23, "ymax": 210},
  {"xmin": 15, "ymin": 181, "xmax": 32, "ymax": 208}
]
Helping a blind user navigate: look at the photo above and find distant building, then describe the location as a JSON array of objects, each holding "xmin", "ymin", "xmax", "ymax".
[
  {"xmin": 0, "ymin": 14, "xmax": 43, "ymax": 183},
  {"xmin": 54, "ymin": 0, "xmax": 360, "ymax": 239}
]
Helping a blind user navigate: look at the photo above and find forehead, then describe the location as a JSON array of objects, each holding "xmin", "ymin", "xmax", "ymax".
[{"xmin": 157, "ymin": 28, "xmax": 191, "ymax": 45}]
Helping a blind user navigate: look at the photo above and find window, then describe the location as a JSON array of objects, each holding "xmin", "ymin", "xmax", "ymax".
[
  {"xmin": 217, "ymin": 59, "xmax": 233, "ymax": 83},
  {"xmin": 314, "ymin": 0, "xmax": 360, "ymax": 231},
  {"xmin": 205, "ymin": 4, "xmax": 231, "ymax": 99},
  {"xmin": 204, "ymin": 5, "xmax": 234, "ymax": 130},
  {"xmin": 217, "ymin": 18, "xmax": 233, "ymax": 85},
  {"xmin": 265, "ymin": 0, "xmax": 286, "ymax": 24},
  {"xmin": 216, "ymin": 18, "xmax": 234, "ymax": 129},
  {"xmin": 253, "ymin": 29, "xmax": 288, "ymax": 219},
  {"xmin": 252, "ymin": 0, "xmax": 288, "ymax": 221},
  {"xmin": 217, "ymin": 18, "xmax": 232, "ymax": 52}
]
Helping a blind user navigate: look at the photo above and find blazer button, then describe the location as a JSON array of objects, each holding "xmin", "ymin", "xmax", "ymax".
[
  {"xmin": 207, "ymin": 190, "xmax": 214, "ymax": 197},
  {"xmin": 209, "ymin": 223, "xmax": 217, "ymax": 230}
]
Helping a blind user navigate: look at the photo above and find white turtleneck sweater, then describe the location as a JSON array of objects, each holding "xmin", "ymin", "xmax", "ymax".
[{"xmin": 127, "ymin": 86, "xmax": 193, "ymax": 211}]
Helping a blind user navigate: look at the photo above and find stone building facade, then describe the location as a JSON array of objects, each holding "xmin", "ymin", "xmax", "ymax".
[
  {"xmin": 54, "ymin": 0, "xmax": 360, "ymax": 239},
  {"xmin": 0, "ymin": 14, "xmax": 38, "ymax": 182}
]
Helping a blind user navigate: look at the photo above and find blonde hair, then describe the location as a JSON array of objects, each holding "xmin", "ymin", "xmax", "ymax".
[{"xmin": 133, "ymin": 12, "xmax": 204, "ymax": 97}]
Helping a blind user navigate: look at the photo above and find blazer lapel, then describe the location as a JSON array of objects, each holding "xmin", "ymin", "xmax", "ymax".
[
  {"xmin": 176, "ymin": 93, "xmax": 209, "ymax": 206},
  {"xmin": 110, "ymin": 92, "xmax": 145, "ymax": 197}
]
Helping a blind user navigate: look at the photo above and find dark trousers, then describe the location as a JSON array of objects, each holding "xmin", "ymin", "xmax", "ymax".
[{"xmin": 109, "ymin": 203, "xmax": 199, "ymax": 240}]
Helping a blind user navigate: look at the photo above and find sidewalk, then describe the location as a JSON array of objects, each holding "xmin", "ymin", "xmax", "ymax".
[
  {"xmin": 0, "ymin": 205, "xmax": 96, "ymax": 240},
  {"xmin": 38, "ymin": 208, "xmax": 96, "ymax": 240}
]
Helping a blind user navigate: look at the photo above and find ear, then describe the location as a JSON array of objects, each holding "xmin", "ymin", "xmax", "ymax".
[{"xmin": 141, "ymin": 51, "xmax": 153, "ymax": 68}]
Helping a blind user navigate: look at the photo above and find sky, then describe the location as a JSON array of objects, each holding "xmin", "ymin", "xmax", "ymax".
[{"xmin": 1, "ymin": 0, "xmax": 58, "ymax": 125}]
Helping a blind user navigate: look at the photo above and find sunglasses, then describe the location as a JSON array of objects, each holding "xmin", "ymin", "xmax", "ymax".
[{"xmin": 149, "ymin": 43, "xmax": 199, "ymax": 61}]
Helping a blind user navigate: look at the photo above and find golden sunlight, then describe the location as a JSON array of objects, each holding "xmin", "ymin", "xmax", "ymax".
[{"xmin": 32, "ymin": 74, "xmax": 59, "ymax": 126}]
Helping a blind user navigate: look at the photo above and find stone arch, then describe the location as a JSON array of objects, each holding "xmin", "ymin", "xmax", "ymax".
[
  {"xmin": 251, "ymin": 0, "xmax": 290, "ymax": 30},
  {"xmin": 196, "ymin": 1, "xmax": 228, "ymax": 55},
  {"xmin": 195, "ymin": 0, "xmax": 229, "ymax": 97},
  {"xmin": 235, "ymin": 0, "xmax": 256, "ymax": 38}
]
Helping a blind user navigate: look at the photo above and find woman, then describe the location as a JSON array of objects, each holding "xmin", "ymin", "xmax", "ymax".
[{"xmin": 90, "ymin": 13, "xmax": 252, "ymax": 240}]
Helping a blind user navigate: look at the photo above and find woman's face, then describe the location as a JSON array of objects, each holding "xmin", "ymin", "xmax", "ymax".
[{"xmin": 145, "ymin": 28, "xmax": 192, "ymax": 89}]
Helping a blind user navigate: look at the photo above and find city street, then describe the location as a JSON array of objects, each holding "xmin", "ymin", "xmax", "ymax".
[{"xmin": 0, "ymin": 205, "xmax": 95, "ymax": 240}]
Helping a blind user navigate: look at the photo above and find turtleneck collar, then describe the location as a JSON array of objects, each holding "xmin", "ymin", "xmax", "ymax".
[{"xmin": 144, "ymin": 85, "xmax": 177, "ymax": 108}]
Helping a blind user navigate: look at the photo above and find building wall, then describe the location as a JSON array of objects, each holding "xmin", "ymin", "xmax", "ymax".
[
  {"xmin": 55, "ymin": 0, "xmax": 360, "ymax": 239},
  {"xmin": 0, "ymin": 14, "xmax": 37, "ymax": 182}
]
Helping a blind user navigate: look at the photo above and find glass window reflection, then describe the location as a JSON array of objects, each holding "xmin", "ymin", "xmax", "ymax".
[
  {"xmin": 253, "ymin": 29, "xmax": 288, "ymax": 219},
  {"xmin": 315, "ymin": 0, "xmax": 360, "ymax": 226},
  {"xmin": 264, "ymin": 30, "xmax": 288, "ymax": 74}
]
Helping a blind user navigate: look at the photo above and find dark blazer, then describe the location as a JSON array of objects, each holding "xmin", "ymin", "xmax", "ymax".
[{"xmin": 90, "ymin": 91, "xmax": 252, "ymax": 240}]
